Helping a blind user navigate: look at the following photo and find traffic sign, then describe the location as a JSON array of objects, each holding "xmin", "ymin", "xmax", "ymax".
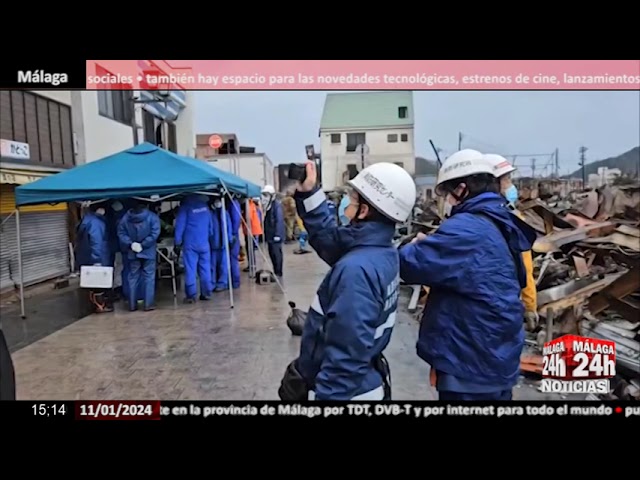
[{"xmin": 209, "ymin": 135, "xmax": 223, "ymax": 149}]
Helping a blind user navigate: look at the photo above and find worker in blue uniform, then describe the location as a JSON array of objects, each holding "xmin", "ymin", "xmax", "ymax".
[
  {"xmin": 261, "ymin": 185, "xmax": 286, "ymax": 279},
  {"xmin": 106, "ymin": 200, "xmax": 130, "ymax": 300},
  {"xmin": 228, "ymin": 195, "xmax": 242, "ymax": 288},
  {"xmin": 398, "ymin": 149, "xmax": 538, "ymax": 401},
  {"xmin": 76, "ymin": 204, "xmax": 113, "ymax": 313},
  {"xmin": 174, "ymin": 194, "xmax": 213, "ymax": 303},
  {"xmin": 278, "ymin": 161, "xmax": 416, "ymax": 401},
  {"xmin": 210, "ymin": 198, "xmax": 232, "ymax": 291},
  {"xmin": 117, "ymin": 202, "xmax": 161, "ymax": 312}
]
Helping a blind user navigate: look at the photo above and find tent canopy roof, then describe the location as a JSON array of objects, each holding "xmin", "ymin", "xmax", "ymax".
[{"xmin": 14, "ymin": 143, "xmax": 262, "ymax": 206}]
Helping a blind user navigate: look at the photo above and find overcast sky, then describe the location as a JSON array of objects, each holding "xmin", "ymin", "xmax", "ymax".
[{"xmin": 194, "ymin": 90, "xmax": 640, "ymax": 176}]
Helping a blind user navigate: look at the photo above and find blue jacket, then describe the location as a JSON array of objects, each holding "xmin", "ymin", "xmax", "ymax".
[
  {"xmin": 174, "ymin": 195, "xmax": 213, "ymax": 251},
  {"xmin": 229, "ymin": 199, "xmax": 242, "ymax": 239},
  {"xmin": 76, "ymin": 212, "xmax": 111, "ymax": 267},
  {"xmin": 106, "ymin": 200, "xmax": 132, "ymax": 254},
  {"xmin": 263, "ymin": 200, "xmax": 285, "ymax": 243},
  {"xmin": 210, "ymin": 207, "xmax": 232, "ymax": 250},
  {"xmin": 294, "ymin": 187, "xmax": 400, "ymax": 400},
  {"xmin": 117, "ymin": 208, "xmax": 161, "ymax": 260},
  {"xmin": 399, "ymin": 192, "xmax": 538, "ymax": 390}
]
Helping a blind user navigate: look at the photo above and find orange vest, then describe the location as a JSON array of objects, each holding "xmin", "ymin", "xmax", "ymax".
[{"xmin": 243, "ymin": 201, "xmax": 263, "ymax": 236}]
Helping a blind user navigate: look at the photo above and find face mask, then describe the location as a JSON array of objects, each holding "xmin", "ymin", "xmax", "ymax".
[
  {"xmin": 112, "ymin": 202, "xmax": 123, "ymax": 212},
  {"xmin": 443, "ymin": 202, "xmax": 453, "ymax": 218},
  {"xmin": 95, "ymin": 208, "xmax": 106, "ymax": 216},
  {"xmin": 505, "ymin": 185, "xmax": 518, "ymax": 204},
  {"xmin": 213, "ymin": 201, "xmax": 222, "ymax": 209}
]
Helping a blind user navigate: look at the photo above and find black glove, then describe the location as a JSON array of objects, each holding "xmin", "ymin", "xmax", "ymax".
[
  {"xmin": 174, "ymin": 245, "xmax": 181, "ymax": 258},
  {"xmin": 278, "ymin": 359, "xmax": 309, "ymax": 401}
]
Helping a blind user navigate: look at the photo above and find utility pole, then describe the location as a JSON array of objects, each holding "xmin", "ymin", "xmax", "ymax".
[
  {"xmin": 554, "ymin": 148, "xmax": 559, "ymax": 178},
  {"xmin": 579, "ymin": 146, "xmax": 588, "ymax": 187},
  {"xmin": 458, "ymin": 132, "xmax": 462, "ymax": 150},
  {"xmin": 531, "ymin": 158, "xmax": 537, "ymax": 178}
]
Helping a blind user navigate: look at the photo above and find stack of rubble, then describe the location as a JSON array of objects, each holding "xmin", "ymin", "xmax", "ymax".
[{"xmin": 521, "ymin": 183, "xmax": 640, "ymax": 400}]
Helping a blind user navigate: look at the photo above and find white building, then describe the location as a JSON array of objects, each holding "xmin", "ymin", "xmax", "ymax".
[
  {"xmin": 0, "ymin": 87, "xmax": 195, "ymax": 293},
  {"xmin": 318, "ymin": 91, "xmax": 415, "ymax": 190},
  {"xmin": 195, "ymin": 133, "xmax": 274, "ymax": 189},
  {"xmin": 588, "ymin": 166, "xmax": 622, "ymax": 189},
  {"xmin": 73, "ymin": 89, "xmax": 195, "ymax": 164}
]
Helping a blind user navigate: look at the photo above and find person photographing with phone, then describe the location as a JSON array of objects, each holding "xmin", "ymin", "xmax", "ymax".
[{"xmin": 278, "ymin": 160, "xmax": 416, "ymax": 401}]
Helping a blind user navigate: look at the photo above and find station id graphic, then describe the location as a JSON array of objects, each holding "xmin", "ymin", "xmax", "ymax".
[{"xmin": 541, "ymin": 334, "xmax": 616, "ymax": 394}]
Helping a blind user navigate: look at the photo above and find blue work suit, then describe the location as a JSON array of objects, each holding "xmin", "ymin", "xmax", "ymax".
[
  {"xmin": 263, "ymin": 200, "xmax": 285, "ymax": 277},
  {"xmin": 75, "ymin": 212, "xmax": 111, "ymax": 267},
  {"xmin": 106, "ymin": 202, "xmax": 135, "ymax": 298},
  {"xmin": 174, "ymin": 196, "xmax": 214, "ymax": 299},
  {"xmin": 210, "ymin": 207, "xmax": 232, "ymax": 290},
  {"xmin": 399, "ymin": 192, "xmax": 538, "ymax": 400},
  {"xmin": 117, "ymin": 208, "xmax": 161, "ymax": 310},
  {"xmin": 229, "ymin": 199, "xmax": 242, "ymax": 288},
  {"xmin": 293, "ymin": 187, "xmax": 399, "ymax": 401}
]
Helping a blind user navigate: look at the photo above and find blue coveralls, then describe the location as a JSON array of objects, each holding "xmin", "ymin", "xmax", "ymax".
[
  {"xmin": 174, "ymin": 195, "xmax": 214, "ymax": 300},
  {"xmin": 106, "ymin": 202, "xmax": 135, "ymax": 299},
  {"xmin": 210, "ymin": 206, "xmax": 232, "ymax": 290},
  {"xmin": 117, "ymin": 208, "xmax": 161, "ymax": 311},
  {"xmin": 293, "ymin": 187, "xmax": 399, "ymax": 401},
  {"xmin": 229, "ymin": 198, "xmax": 242, "ymax": 288},
  {"xmin": 76, "ymin": 212, "xmax": 111, "ymax": 267},
  {"xmin": 263, "ymin": 200, "xmax": 285, "ymax": 277},
  {"xmin": 399, "ymin": 192, "xmax": 538, "ymax": 401}
]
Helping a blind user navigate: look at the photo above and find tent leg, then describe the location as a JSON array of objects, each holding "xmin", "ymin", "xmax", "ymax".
[
  {"xmin": 15, "ymin": 209, "xmax": 26, "ymax": 320},
  {"xmin": 170, "ymin": 259, "xmax": 177, "ymax": 297},
  {"xmin": 221, "ymin": 196, "xmax": 234, "ymax": 309}
]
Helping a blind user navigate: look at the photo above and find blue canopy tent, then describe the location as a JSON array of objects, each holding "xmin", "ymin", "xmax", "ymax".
[
  {"xmin": 11, "ymin": 143, "xmax": 262, "ymax": 317},
  {"xmin": 14, "ymin": 142, "xmax": 261, "ymax": 206}
]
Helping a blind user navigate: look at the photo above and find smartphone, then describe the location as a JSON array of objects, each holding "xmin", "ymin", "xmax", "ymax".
[{"xmin": 288, "ymin": 163, "xmax": 307, "ymax": 183}]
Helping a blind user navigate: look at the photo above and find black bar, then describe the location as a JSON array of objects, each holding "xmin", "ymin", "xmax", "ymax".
[
  {"xmin": 2, "ymin": 400, "xmax": 637, "ymax": 423},
  {"xmin": 1, "ymin": 59, "xmax": 86, "ymax": 89}
]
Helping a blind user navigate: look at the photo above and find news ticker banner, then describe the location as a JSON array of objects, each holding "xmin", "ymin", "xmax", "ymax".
[
  {"xmin": 5, "ymin": 400, "xmax": 638, "ymax": 421},
  {"xmin": 1, "ymin": 60, "xmax": 639, "ymax": 90}
]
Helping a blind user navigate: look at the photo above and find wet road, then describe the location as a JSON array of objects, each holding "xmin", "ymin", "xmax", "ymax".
[{"xmin": 10, "ymin": 243, "xmax": 436, "ymax": 400}]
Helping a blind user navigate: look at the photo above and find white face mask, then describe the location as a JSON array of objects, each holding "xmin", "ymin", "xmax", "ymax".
[
  {"xmin": 95, "ymin": 208, "xmax": 106, "ymax": 216},
  {"xmin": 213, "ymin": 201, "xmax": 222, "ymax": 209}
]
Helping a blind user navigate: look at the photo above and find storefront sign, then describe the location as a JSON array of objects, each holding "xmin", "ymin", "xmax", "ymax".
[
  {"xmin": 0, "ymin": 171, "xmax": 41, "ymax": 185},
  {"xmin": 0, "ymin": 139, "xmax": 30, "ymax": 160}
]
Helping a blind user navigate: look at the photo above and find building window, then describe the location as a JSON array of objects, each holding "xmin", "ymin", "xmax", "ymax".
[
  {"xmin": 330, "ymin": 133, "xmax": 341, "ymax": 144},
  {"xmin": 167, "ymin": 123, "xmax": 177, "ymax": 153},
  {"xmin": 0, "ymin": 90, "xmax": 74, "ymax": 167},
  {"xmin": 426, "ymin": 188, "xmax": 433, "ymax": 199},
  {"xmin": 346, "ymin": 132, "xmax": 365, "ymax": 152},
  {"xmin": 387, "ymin": 134, "xmax": 398, "ymax": 143},
  {"xmin": 97, "ymin": 90, "xmax": 133, "ymax": 125},
  {"xmin": 398, "ymin": 106, "xmax": 408, "ymax": 118},
  {"xmin": 401, "ymin": 133, "xmax": 408, "ymax": 142}
]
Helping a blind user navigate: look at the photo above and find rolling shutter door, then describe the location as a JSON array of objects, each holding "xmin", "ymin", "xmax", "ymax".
[
  {"xmin": 0, "ymin": 185, "xmax": 70, "ymax": 292},
  {"xmin": 0, "ymin": 215, "xmax": 17, "ymax": 292}
]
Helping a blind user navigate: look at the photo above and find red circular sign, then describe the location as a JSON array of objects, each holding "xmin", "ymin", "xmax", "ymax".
[{"xmin": 209, "ymin": 135, "xmax": 223, "ymax": 149}]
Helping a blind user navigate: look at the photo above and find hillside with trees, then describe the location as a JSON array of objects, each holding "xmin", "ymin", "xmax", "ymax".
[{"xmin": 567, "ymin": 146, "xmax": 639, "ymax": 178}]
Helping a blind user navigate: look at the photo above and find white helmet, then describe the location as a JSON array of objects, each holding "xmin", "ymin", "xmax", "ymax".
[
  {"xmin": 435, "ymin": 149, "xmax": 494, "ymax": 196},
  {"xmin": 484, "ymin": 153, "xmax": 516, "ymax": 178},
  {"xmin": 348, "ymin": 162, "xmax": 416, "ymax": 223},
  {"xmin": 261, "ymin": 185, "xmax": 275, "ymax": 195}
]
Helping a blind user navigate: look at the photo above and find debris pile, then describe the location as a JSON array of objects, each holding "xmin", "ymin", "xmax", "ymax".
[{"xmin": 521, "ymin": 183, "xmax": 640, "ymax": 400}]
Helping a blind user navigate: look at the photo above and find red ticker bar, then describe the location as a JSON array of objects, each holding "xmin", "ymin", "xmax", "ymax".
[{"xmin": 75, "ymin": 401, "xmax": 161, "ymax": 420}]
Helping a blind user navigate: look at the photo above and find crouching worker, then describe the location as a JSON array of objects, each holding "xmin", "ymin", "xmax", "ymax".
[
  {"xmin": 399, "ymin": 149, "xmax": 538, "ymax": 401},
  {"xmin": 117, "ymin": 202, "xmax": 161, "ymax": 312},
  {"xmin": 278, "ymin": 161, "xmax": 416, "ymax": 401},
  {"xmin": 76, "ymin": 204, "xmax": 114, "ymax": 313}
]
